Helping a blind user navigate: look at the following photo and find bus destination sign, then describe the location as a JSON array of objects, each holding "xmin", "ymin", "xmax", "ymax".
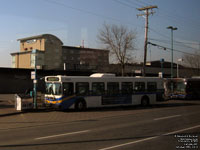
[{"xmin": 47, "ymin": 77, "xmax": 59, "ymax": 81}]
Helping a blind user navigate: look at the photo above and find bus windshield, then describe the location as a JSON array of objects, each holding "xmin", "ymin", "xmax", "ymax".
[
  {"xmin": 45, "ymin": 83, "xmax": 62, "ymax": 95},
  {"xmin": 174, "ymin": 81, "xmax": 186, "ymax": 92}
]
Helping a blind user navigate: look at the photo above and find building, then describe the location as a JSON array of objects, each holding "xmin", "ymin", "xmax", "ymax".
[
  {"xmin": 62, "ymin": 46, "xmax": 109, "ymax": 71},
  {"xmin": 11, "ymin": 34, "xmax": 109, "ymax": 71}
]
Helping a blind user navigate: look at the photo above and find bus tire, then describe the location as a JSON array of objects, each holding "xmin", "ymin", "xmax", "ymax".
[
  {"xmin": 75, "ymin": 99, "xmax": 86, "ymax": 111},
  {"xmin": 141, "ymin": 96, "xmax": 149, "ymax": 107}
]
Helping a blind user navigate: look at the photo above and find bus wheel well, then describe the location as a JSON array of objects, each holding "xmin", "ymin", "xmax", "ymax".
[
  {"xmin": 141, "ymin": 95, "xmax": 150, "ymax": 106},
  {"xmin": 75, "ymin": 98, "xmax": 87, "ymax": 111}
]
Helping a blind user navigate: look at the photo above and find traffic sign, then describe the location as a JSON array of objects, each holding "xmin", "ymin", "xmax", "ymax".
[{"xmin": 31, "ymin": 71, "xmax": 35, "ymax": 79}]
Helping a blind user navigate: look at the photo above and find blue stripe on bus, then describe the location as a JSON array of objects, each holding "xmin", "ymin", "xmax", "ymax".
[
  {"xmin": 45, "ymin": 91, "xmax": 164, "ymax": 109},
  {"xmin": 45, "ymin": 95, "xmax": 80, "ymax": 109},
  {"xmin": 45, "ymin": 97, "xmax": 63, "ymax": 101}
]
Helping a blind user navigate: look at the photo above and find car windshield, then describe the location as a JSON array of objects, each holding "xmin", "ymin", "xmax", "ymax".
[{"xmin": 45, "ymin": 83, "xmax": 62, "ymax": 95}]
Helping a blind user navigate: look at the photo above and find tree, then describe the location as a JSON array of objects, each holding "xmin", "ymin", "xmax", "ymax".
[
  {"xmin": 183, "ymin": 51, "xmax": 200, "ymax": 75},
  {"xmin": 97, "ymin": 23, "xmax": 136, "ymax": 76}
]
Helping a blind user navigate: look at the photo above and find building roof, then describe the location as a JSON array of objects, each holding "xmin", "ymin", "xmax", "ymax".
[
  {"xmin": 10, "ymin": 50, "xmax": 44, "ymax": 55},
  {"xmin": 17, "ymin": 34, "xmax": 63, "ymax": 45},
  {"xmin": 62, "ymin": 45, "xmax": 109, "ymax": 52},
  {"xmin": 146, "ymin": 60, "xmax": 185, "ymax": 68}
]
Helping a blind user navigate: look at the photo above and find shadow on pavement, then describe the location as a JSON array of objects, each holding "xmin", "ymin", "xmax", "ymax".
[
  {"xmin": 1, "ymin": 100, "xmax": 200, "ymax": 116},
  {"xmin": 62, "ymin": 100, "xmax": 200, "ymax": 113},
  {"xmin": 0, "ymin": 100, "xmax": 14, "ymax": 109}
]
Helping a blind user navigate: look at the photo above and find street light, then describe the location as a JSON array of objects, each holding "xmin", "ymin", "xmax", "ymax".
[
  {"xmin": 177, "ymin": 58, "xmax": 183, "ymax": 78},
  {"xmin": 167, "ymin": 26, "xmax": 178, "ymax": 79},
  {"xmin": 160, "ymin": 58, "xmax": 164, "ymax": 78},
  {"xmin": 32, "ymin": 49, "xmax": 37, "ymax": 109}
]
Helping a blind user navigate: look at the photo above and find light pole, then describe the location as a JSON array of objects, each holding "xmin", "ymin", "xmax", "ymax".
[
  {"xmin": 32, "ymin": 49, "xmax": 37, "ymax": 109},
  {"xmin": 160, "ymin": 58, "xmax": 164, "ymax": 78},
  {"xmin": 167, "ymin": 26, "xmax": 177, "ymax": 79},
  {"xmin": 177, "ymin": 58, "xmax": 183, "ymax": 78}
]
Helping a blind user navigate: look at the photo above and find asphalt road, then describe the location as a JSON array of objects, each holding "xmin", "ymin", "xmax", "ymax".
[{"xmin": 0, "ymin": 100, "xmax": 199, "ymax": 150}]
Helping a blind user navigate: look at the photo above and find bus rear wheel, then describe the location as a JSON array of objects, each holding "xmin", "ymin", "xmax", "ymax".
[{"xmin": 75, "ymin": 99, "xmax": 86, "ymax": 111}]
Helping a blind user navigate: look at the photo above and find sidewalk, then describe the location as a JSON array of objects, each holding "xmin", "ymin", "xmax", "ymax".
[
  {"xmin": 0, "ymin": 94, "xmax": 44, "ymax": 117},
  {"xmin": 0, "ymin": 96, "xmax": 22, "ymax": 117}
]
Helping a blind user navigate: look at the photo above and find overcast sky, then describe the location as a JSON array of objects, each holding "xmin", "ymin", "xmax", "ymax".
[{"xmin": 0, "ymin": 0, "xmax": 200, "ymax": 67}]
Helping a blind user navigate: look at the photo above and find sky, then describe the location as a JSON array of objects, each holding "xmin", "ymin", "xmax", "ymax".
[{"xmin": 0, "ymin": 0, "xmax": 200, "ymax": 67}]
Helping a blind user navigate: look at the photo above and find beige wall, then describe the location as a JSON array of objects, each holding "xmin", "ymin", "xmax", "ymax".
[
  {"xmin": 13, "ymin": 34, "xmax": 109, "ymax": 71},
  {"xmin": 15, "ymin": 54, "xmax": 19, "ymax": 68},
  {"xmin": 18, "ymin": 53, "xmax": 31, "ymax": 69},
  {"xmin": 20, "ymin": 39, "xmax": 45, "ymax": 52}
]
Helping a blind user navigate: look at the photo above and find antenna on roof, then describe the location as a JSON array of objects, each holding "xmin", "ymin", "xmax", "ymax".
[{"xmin": 82, "ymin": 40, "xmax": 84, "ymax": 48}]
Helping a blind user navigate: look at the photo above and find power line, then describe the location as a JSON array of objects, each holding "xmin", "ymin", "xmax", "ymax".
[
  {"xmin": 149, "ymin": 38, "xmax": 200, "ymax": 45},
  {"xmin": 43, "ymin": 0, "xmax": 144, "ymax": 29},
  {"xmin": 157, "ymin": 39, "xmax": 199, "ymax": 52},
  {"xmin": 154, "ymin": 3, "xmax": 200, "ymax": 32},
  {"xmin": 156, "ymin": 12, "xmax": 200, "ymax": 32},
  {"xmin": 149, "ymin": 38, "xmax": 200, "ymax": 52},
  {"xmin": 148, "ymin": 41, "xmax": 200, "ymax": 57},
  {"xmin": 112, "ymin": 0, "xmax": 138, "ymax": 9},
  {"xmin": 125, "ymin": 0, "xmax": 144, "ymax": 7},
  {"xmin": 148, "ymin": 27, "xmax": 170, "ymax": 40},
  {"xmin": 132, "ymin": 0, "xmax": 153, "ymax": 7}
]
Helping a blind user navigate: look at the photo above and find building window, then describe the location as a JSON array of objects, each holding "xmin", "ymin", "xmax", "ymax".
[
  {"xmin": 26, "ymin": 39, "xmax": 36, "ymax": 44},
  {"xmin": 12, "ymin": 56, "xmax": 16, "ymax": 68}
]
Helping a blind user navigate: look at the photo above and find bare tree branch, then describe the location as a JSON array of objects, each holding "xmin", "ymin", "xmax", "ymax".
[
  {"xmin": 183, "ymin": 51, "xmax": 200, "ymax": 75},
  {"xmin": 97, "ymin": 23, "xmax": 136, "ymax": 76}
]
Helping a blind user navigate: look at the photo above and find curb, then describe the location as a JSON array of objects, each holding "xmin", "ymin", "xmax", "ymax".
[{"xmin": 0, "ymin": 111, "xmax": 26, "ymax": 117}]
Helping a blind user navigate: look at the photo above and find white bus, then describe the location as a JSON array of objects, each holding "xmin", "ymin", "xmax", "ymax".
[
  {"xmin": 164, "ymin": 77, "xmax": 200, "ymax": 99},
  {"xmin": 44, "ymin": 73, "xmax": 164, "ymax": 110}
]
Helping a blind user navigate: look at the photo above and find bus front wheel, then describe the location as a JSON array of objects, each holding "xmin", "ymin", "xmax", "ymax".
[{"xmin": 75, "ymin": 99, "xmax": 86, "ymax": 111}]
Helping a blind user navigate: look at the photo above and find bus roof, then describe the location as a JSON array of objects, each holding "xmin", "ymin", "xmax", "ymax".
[{"xmin": 90, "ymin": 73, "xmax": 116, "ymax": 78}]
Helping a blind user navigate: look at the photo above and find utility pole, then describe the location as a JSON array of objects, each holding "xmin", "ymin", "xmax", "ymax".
[
  {"xmin": 167, "ymin": 26, "xmax": 177, "ymax": 79},
  {"xmin": 137, "ymin": 5, "xmax": 157, "ymax": 76}
]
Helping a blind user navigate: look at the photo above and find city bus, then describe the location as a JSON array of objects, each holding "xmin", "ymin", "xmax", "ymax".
[
  {"xmin": 164, "ymin": 77, "xmax": 200, "ymax": 100},
  {"xmin": 44, "ymin": 73, "xmax": 165, "ymax": 110}
]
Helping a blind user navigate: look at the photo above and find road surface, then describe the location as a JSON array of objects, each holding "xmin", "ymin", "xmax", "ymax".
[{"xmin": 0, "ymin": 100, "xmax": 199, "ymax": 150}]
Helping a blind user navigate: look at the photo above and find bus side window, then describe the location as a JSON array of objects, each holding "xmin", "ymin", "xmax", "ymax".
[
  {"xmin": 134, "ymin": 82, "xmax": 145, "ymax": 92},
  {"xmin": 121, "ymin": 82, "xmax": 133, "ymax": 94},
  {"xmin": 76, "ymin": 82, "xmax": 89, "ymax": 95},
  {"xmin": 63, "ymin": 82, "xmax": 74, "ymax": 96},
  {"xmin": 147, "ymin": 82, "xmax": 157, "ymax": 92},
  {"xmin": 107, "ymin": 82, "xmax": 119, "ymax": 95},
  {"xmin": 92, "ymin": 82, "xmax": 105, "ymax": 95}
]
